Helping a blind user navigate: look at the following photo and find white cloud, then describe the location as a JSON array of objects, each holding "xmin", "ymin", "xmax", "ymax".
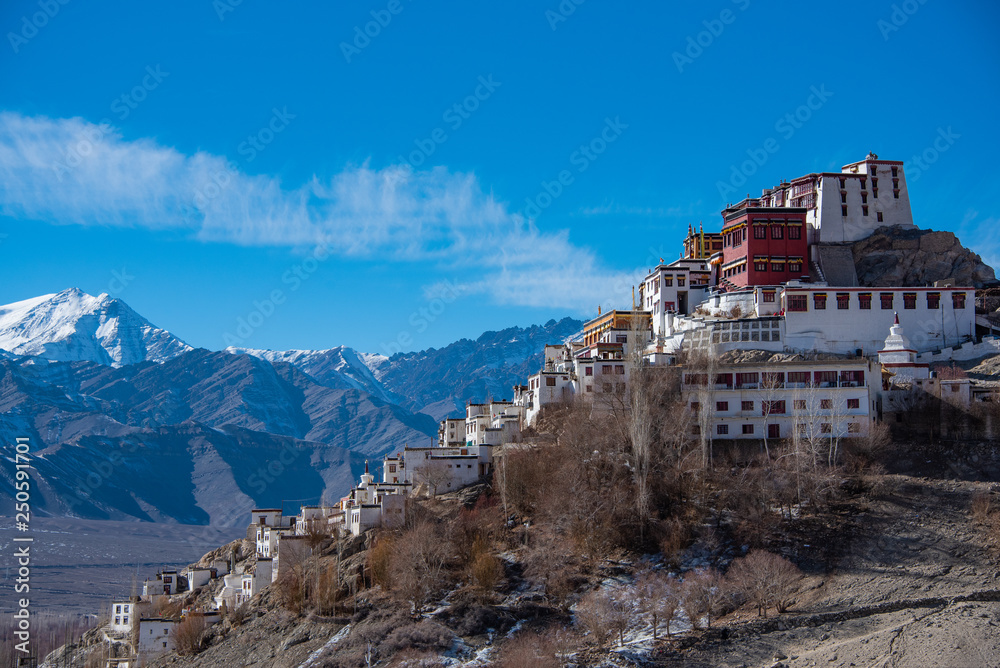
[{"xmin": 0, "ymin": 112, "xmax": 646, "ymax": 312}]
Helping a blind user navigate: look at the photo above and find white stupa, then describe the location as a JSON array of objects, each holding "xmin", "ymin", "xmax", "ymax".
[{"xmin": 877, "ymin": 313, "xmax": 929, "ymax": 381}]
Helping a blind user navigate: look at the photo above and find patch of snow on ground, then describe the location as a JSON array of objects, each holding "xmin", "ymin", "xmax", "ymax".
[{"xmin": 297, "ymin": 624, "xmax": 351, "ymax": 668}]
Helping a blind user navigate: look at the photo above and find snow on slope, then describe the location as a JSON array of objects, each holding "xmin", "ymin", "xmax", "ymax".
[
  {"xmin": 227, "ymin": 345, "xmax": 396, "ymax": 404},
  {"xmin": 0, "ymin": 288, "xmax": 191, "ymax": 366}
]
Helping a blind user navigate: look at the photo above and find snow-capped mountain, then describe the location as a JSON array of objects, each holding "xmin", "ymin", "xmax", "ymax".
[
  {"xmin": 227, "ymin": 345, "xmax": 395, "ymax": 405},
  {"xmin": 0, "ymin": 288, "xmax": 191, "ymax": 366}
]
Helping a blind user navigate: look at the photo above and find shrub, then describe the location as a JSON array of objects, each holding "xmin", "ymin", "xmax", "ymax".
[
  {"xmin": 171, "ymin": 615, "xmax": 206, "ymax": 656},
  {"xmin": 496, "ymin": 629, "xmax": 563, "ymax": 668},
  {"xmin": 382, "ymin": 620, "xmax": 454, "ymax": 655},
  {"xmin": 971, "ymin": 492, "xmax": 993, "ymax": 524},
  {"xmin": 367, "ymin": 534, "xmax": 395, "ymax": 589}
]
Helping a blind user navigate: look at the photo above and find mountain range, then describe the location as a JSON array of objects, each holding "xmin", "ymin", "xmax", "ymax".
[{"xmin": 0, "ymin": 289, "xmax": 581, "ymax": 525}]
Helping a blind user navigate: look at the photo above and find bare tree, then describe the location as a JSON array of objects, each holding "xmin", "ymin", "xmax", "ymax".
[
  {"xmin": 681, "ymin": 568, "xmax": 725, "ymax": 629},
  {"xmin": 389, "ymin": 521, "xmax": 451, "ymax": 615},
  {"xmin": 577, "ymin": 586, "xmax": 634, "ymax": 648},
  {"xmin": 413, "ymin": 459, "xmax": 452, "ymax": 497},
  {"xmin": 171, "ymin": 615, "xmax": 206, "ymax": 656},
  {"xmin": 758, "ymin": 364, "xmax": 783, "ymax": 462},
  {"xmin": 634, "ymin": 569, "xmax": 679, "ymax": 640},
  {"xmin": 726, "ymin": 549, "xmax": 801, "ymax": 618}
]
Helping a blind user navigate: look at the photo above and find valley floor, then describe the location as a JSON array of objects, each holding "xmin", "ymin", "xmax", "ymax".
[{"xmin": 0, "ymin": 517, "xmax": 243, "ymax": 615}]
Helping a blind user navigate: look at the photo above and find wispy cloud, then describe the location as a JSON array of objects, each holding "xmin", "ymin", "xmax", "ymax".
[
  {"xmin": 0, "ymin": 112, "xmax": 643, "ymax": 312},
  {"xmin": 576, "ymin": 200, "xmax": 698, "ymax": 219}
]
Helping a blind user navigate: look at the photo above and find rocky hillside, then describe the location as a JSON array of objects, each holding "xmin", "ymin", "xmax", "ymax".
[{"xmin": 852, "ymin": 226, "xmax": 997, "ymax": 288}]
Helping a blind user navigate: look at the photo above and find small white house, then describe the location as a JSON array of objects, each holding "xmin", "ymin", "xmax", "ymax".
[
  {"xmin": 142, "ymin": 570, "xmax": 178, "ymax": 597},
  {"xmin": 182, "ymin": 567, "xmax": 214, "ymax": 590},
  {"xmin": 109, "ymin": 600, "xmax": 137, "ymax": 635},
  {"xmin": 137, "ymin": 618, "xmax": 176, "ymax": 658}
]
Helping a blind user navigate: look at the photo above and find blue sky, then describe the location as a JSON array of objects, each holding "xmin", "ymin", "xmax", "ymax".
[{"xmin": 1, "ymin": 0, "xmax": 999, "ymax": 355}]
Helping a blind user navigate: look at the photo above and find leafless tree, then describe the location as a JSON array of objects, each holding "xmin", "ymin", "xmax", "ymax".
[
  {"xmin": 634, "ymin": 568, "xmax": 679, "ymax": 640},
  {"xmin": 577, "ymin": 586, "xmax": 634, "ymax": 648},
  {"xmin": 414, "ymin": 459, "xmax": 452, "ymax": 497},
  {"xmin": 389, "ymin": 521, "xmax": 451, "ymax": 615},
  {"xmin": 726, "ymin": 549, "xmax": 801, "ymax": 618},
  {"xmin": 171, "ymin": 615, "xmax": 206, "ymax": 656},
  {"xmin": 681, "ymin": 567, "xmax": 725, "ymax": 629},
  {"xmin": 758, "ymin": 364, "xmax": 783, "ymax": 462}
]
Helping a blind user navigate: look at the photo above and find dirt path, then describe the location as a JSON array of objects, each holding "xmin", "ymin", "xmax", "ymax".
[{"xmin": 665, "ymin": 476, "xmax": 1000, "ymax": 668}]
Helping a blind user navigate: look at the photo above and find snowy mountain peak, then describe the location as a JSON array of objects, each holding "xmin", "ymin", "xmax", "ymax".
[
  {"xmin": 0, "ymin": 288, "xmax": 191, "ymax": 367},
  {"xmin": 225, "ymin": 345, "xmax": 395, "ymax": 404}
]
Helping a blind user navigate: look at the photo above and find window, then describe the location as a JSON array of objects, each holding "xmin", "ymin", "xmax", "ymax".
[
  {"xmin": 891, "ymin": 166, "xmax": 898, "ymax": 177},
  {"xmin": 602, "ymin": 365, "xmax": 612, "ymax": 374},
  {"xmin": 663, "ymin": 276, "xmax": 673, "ymax": 286},
  {"xmin": 742, "ymin": 424, "xmax": 755, "ymax": 435},
  {"xmin": 789, "ymin": 261, "xmax": 802, "ymax": 273},
  {"xmin": 881, "ymin": 292, "xmax": 893, "ymax": 310},
  {"xmin": 677, "ymin": 276, "xmax": 685, "ymax": 286},
  {"xmin": 797, "ymin": 423, "xmax": 807, "ymax": 434},
  {"xmin": 585, "ymin": 367, "xmax": 593, "ymax": 376},
  {"xmin": 862, "ymin": 205, "xmax": 869, "ymax": 217},
  {"xmin": 861, "ymin": 192, "xmax": 868, "ymax": 204},
  {"xmin": 840, "ymin": 191, "xmax": 847, "ymax": 204},
  {"xmin": 794, "ymin": 399, "xmax": 806, "ymax": 410},
  {"xmin": 546, "ymin": 377, "xmax": 556, "ymax": 386},
  {"xmin": 615, "ymin": 365, "xmax": 625, "ymax": 375},
  {"xmin": 737, "ymin": 373, "xmax": 759, "ymax": 389},
  {"xmin": 771, "ymin": 225, "xmax": 783, "ymax": 239},
  {"xmin": 820, "ymin": 423, "xmax": 832, "ymax": 434},
  {"xmin": 738, "ymin": 400, "xmax": 753, "ymax": 413},
  {"xmin": 848, "ymin": 422, "xmax": 861, "ymax": 433},
  {"xmin": 691, "ymin": 402, "xmax": 700, "ymax": 413},
  {"xmin": 839, "ymin": 177, "xmax": 846, "ymax": 189},
  {"xmin": 859, "ymin": 293, "xmax": 872, "ymax": 310},
  {"xmin": 788, "ymin": 295, "xmax": 807, "ymax": 311},
  {"xmin": 837, "ymin": 293, "xmax": 850, "ymax": 309},
  {"xmin": 771, "ymin": 261, "xmax": 785, "ymax": 273},
  {"xmin": 755, "ymin": 261, "xmax": 768, "ymax": 272},
  {"xmin": 768, "ymin": 423, "xmax": 781, "ymax": 439},
  {"xmin": 927, "ymin": 292, "xmax": 940, "ymax": 309},
  {"xmin": 788, "ymin": 372, "xmax": 809, "ymax": 387},
  {"xmin": 953, "ymin": 292, "xmax": 967, "ymax": 309},
  {"xmin": 788, "ymin": 225, "xmax": 801, "ymax": 239},
  {"xmin": 754, "ymin": 225, "xmax": 767, "ymax": 239},
  {"xmin": 389, "ymin": 464, "xmax": 396, "ymax": 473},
  {"xmin": 873, "ymin": 188, "xmax": 879, "ymax": 198},
  {"xmin": 716, "ymin": 401, "xmax": 729, "ymax": 411},
  {"xmin": 764, "ymin": 400, "xmax": 786, "ymax": 414},
  {"xmin": 814, "ymin": 293, "xmax": 827, "ymax": 310},
  {"xmin": 847, "ymin": 398, "xmax": 860, "ymax": 409},
  {"xmin": 877, "ymin": 211, "xmax": 884, "ymax": 222},
  {"xmin": 820, "ymin": 399, "xmax": 832, "ymax": 409},
  {"xmin": 842, "ymin": 205, "xmax": 848, "ymax": 216},
  {"xmin": 815, "ymin": 370, "xmax": 837, "ymax": 386},
  {"xmin": 903, "ymin": 292, "xmax": 917, "ymax": 309},
  {"xmin": 692, "ymin": 425, "xmax": 701, "ymax": 436},
  {"xmin": 860, "ymin": 178, "xmax": 867, "ymax": 190},
  {"xmin": 717, "ymin": 424, "xmax": 729, "ymax": 435}
]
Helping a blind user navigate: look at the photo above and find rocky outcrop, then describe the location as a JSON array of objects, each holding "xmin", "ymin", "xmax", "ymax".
[{"xmin": 851, "ymin": 226, "xmax": 997, "ymax": 288}]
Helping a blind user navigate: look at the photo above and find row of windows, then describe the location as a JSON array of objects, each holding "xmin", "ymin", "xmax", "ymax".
[
  {"xmin": 685, "ymin": 370, "xmax": 863, "ymax": 388},
  {"xmin": 749, "ymin": 224, "xmax": 802, "ymax": 240},
  {"xmin": 788, "ymin": 292, "xmax": 966, "ymax": 312},
  {"xmin": 583, "ymin": 364, "xmax": 626, "ymax": 376},
  {"xmin": 707, "ymin": 422, "xmax": 861, "ymax": 436},
  {"xmin": 696, "ymin": 397, "xmax": 862, "ymax": 413}
]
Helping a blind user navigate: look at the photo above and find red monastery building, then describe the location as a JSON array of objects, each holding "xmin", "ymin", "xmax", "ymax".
[{"xmin": 719, "ymin": 203, "xmax": 809, "ymax": 289}]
